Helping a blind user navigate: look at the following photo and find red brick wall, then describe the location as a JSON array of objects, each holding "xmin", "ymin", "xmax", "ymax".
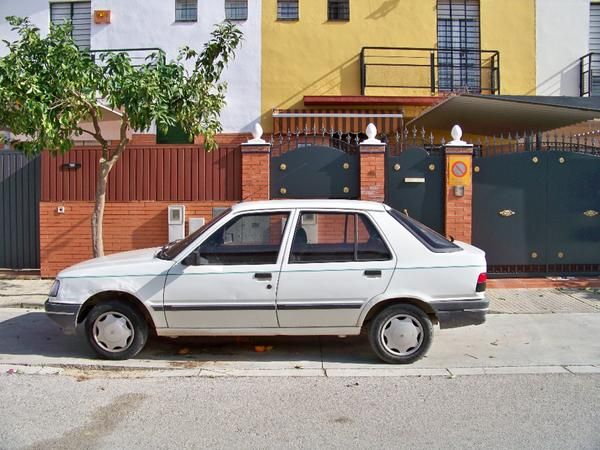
[
  {"xmin": 40, "ymin": 201, "xmax": 233, "ymax": 277},
  {"xmin": 359, "ymin": 146, "xmax": 385, "ymax": 202},
  {"xmin": 445, "ymin": 185, "xmax": 473, "ymax": 243},
  {"xmin": 241, "ymin": 145, "xmax": 270, "ymax": 201}
]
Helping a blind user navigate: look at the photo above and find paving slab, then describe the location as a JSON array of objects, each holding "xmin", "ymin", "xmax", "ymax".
[{"xmin": 488, "ymin": 288, "xmax": 600, "ymax": 314}]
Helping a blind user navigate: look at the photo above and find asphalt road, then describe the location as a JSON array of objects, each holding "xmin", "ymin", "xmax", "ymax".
[{"xmin": 0, "ymin": 373, "xmax": 598, "ymax": 449}]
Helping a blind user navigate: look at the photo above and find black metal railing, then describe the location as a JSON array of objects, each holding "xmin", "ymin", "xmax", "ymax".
[
  {"xmin": 88, "ymin": 48, "xmax": 162, "ymax": 67},
  {"xmin": 580, "ymin": 52, "xmax": 600, "ymax": 97},
  {"xmin": 360, "ymin": 47, "xmax": 500, "ymax": 96}
]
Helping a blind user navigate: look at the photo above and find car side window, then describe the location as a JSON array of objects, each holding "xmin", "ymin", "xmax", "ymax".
[
  {"xmin": 289, "ymin": 212, "xmax": 391, "ymax": 263},
  {"xmin": 192, "ymin": 212, "xmax": 289, "ymax": 265}
]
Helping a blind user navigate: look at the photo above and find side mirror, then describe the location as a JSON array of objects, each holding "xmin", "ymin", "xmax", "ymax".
[{"xmin": 182, "ymin": 252, "xmax": 200, "ymax": 266}]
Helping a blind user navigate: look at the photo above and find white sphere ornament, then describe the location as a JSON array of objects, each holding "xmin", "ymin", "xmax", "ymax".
[
  {"xmin": 247, "ymin": 122, "xmax": 267, "ymax": 144},
  {"xmin": 362, "ymin": 122, "xmax": 382, "ymax": 144}
]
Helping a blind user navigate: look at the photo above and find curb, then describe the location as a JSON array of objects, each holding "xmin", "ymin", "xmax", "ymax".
[{"xmin": 1, "ymin": 363, "xmax": 599, "ymax": 379}]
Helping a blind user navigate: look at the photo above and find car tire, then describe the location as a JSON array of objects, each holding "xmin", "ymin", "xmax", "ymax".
[
  {"xmin": 368, "ymin": 304, "xmax": 433, "ymax": 364},
  {"xmin": 85, "ymin": 301, "xmax": 148, "ymax": 360}
]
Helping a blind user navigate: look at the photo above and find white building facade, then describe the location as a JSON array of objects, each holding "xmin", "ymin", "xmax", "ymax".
[
  {"xmin": 535, "ymin": 0, "xmax": 596, "ymax": 97},
  {"xmin": 0, "ymin": 0, "xmax": 262, "ymax": 134}
]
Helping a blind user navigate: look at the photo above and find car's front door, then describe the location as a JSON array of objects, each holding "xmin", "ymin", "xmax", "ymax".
[
  {"xmin": 276, "ymin": 210, "xmax": 396, "ymax": 328},
  {"xmin": 163, "ymin": 210, "xmax": 291, "ymax": 329}
]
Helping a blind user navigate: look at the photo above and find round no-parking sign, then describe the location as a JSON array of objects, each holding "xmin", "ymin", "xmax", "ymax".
[{"xmin": 451, "ymin": 161, "xmax": 468, "ymax": 178}]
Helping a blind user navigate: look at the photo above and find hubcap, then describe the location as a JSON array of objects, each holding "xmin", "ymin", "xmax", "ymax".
[
  {"xmin": 380, "ymin": 314, "xmax": 423, "ymax": 356},
  {"xmin": 93, "ymin": 312, "xmax": 134, "ymax": 352}
]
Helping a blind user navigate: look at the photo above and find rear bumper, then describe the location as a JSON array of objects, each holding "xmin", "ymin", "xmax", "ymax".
[
  {"xmin": 430, "ymin": 298, "xmax": 489, "ymax": 329},
  {"xmin": 44, "ymin": 299, "xmax": 79, "ymax": 334}
]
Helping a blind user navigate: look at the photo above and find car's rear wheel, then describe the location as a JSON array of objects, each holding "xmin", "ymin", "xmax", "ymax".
[
  {"xmin": 368, "ymin": 304, "xmax": 433, "ymax": 364},
  {"xmin": 85, "ymin": 301, "xmax": 148, "ymax": 360}
]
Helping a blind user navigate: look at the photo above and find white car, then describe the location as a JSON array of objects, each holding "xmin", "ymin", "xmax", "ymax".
[{"xmin": 45, "ymin": 200, "xmax": 488, "ymax": 364}]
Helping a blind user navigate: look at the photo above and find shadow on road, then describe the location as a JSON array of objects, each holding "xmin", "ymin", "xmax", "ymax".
[{"xmin": 0, "ymin": 311, "xmax": 382, "ymax": 365}]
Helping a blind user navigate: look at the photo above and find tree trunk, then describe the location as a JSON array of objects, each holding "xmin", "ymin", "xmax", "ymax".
[{"xmin": 91, "ymin": 159, "xmax": 111, "ymax": 258}]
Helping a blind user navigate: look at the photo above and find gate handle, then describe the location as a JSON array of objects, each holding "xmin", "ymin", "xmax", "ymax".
[{"xmin": 498, "ymin": 209, "xmax": 516, "ymax": 217}]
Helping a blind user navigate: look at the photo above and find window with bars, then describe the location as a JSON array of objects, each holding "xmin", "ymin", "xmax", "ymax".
[
  {"xmin": 277, "ymin": 0, "xmax": 299, "ymax": 20},
  {"xmin": 225, "ymin": 0, "xmax": 248, "ymax": 20},
  {"xmin": 328, "ymin": 0, "xmax": 349, "ymax": 21},
  {"xmin": 50, "ymin": 2, "xmax": 91, "ymax": 50},
  {"xmin": 437, "ymin": 0, "xmax": 480, "ymax": 93},
  {"xmin": 175, "ymin": 0, "xmax": 197, "ymax": 22}
]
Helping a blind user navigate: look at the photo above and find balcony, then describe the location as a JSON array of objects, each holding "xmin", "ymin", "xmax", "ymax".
[
  {"xmin": 360, "ymin": 47, "xmax": 500, "ymax": 97},
  {"xmin": 580, "ymin": 52, "xmax": 600, "ymax": 97},
  {"xmin": 88, "ymin": 48, "xmax": 162, "ymax": 67}
]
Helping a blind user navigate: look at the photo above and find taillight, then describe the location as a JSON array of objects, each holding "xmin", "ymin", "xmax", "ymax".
[{"xmin": 476, "ymin": 273, "xmax": 487, "ymax": 292}]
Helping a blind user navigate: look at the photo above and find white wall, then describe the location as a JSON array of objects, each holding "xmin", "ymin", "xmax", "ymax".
[
  {"xmin": 0, "ymin": 0, "xmax": 261, "ymax": 133},
  {"xmin": 536, "ymin": 0, "xmax": 589, "ymax": 96},
  {"xmin": 0, "ymin": 0, "xmax": 50, "ymax": 56}
]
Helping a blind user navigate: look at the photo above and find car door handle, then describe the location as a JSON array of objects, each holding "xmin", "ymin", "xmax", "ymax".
[
  {"xmin": 364, "ymin": 270, "xmax": 382, "ymax": 278},
  {"xmin": 254, "ymin": 272, "xmax": 272, "ymax": 281}
]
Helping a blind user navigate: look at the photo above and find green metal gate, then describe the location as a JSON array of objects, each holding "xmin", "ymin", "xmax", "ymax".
[
  {"xmin": 385, "ymin": 146, "xmax": 445, "ymax": 233},
  {"xmin": 473, "ymin": 143, "xmax": 600, "ymax": 275},
  {"xmin": 0, "ymin": 151, "xmax": 41, "ymax": 270},
  {"xmin": 270, "ymin": 134, "xmax": 359, "ymax": 199}
]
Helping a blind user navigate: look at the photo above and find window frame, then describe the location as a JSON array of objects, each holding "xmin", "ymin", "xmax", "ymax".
[
  {"xmin": 188, "ymin": 210, "xmax": 292, "ymax": 266},
  {"xmin": 225, "ymin": 0, "xmax": 248, "ymax": 21},
  {"xmin": 175, "ymin": 0, "xmax": 198, "ymax": 22},
  {"xmin": 277, "ymin": 0, "xmax": 300, "ymax": 21},
  {"xmin": 388, "ymin": 208, "xmax": 462, "ymax": 253},
  {"xmin": 288, "ymin": 210, "xmax": 392, "ymax": 264},
  {"xmin": 49, "ymin": 1, "xmax": 92, "ymax": 50},
  {"xmin": 327, "ymin": 0, "xmax": 350, "ymax": 21}
]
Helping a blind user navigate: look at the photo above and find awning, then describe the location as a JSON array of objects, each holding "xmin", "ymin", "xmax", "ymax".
[
  {"xmin": 272, "ymin": 109, "xmax": 403, "ymax": 135},
  {"xmin": 407, "ymin": 95, "xmax": 600, "ymax": 136}
]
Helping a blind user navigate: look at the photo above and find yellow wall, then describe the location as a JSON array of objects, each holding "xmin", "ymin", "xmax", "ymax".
[
  {"xmin": 261, "ymin": 0, "xmax": 536, "ymax": 132},
  {"xmin": 480, "ymin": 0, "xmax": 536, "ymax": 96}
]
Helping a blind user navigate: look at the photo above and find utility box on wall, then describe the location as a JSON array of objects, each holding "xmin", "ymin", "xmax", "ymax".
[{"xmin": 168, "ymin": 205, "xmax": 185, "ymax": 242}]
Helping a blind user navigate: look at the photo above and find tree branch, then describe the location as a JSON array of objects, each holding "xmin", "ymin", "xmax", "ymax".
[{"xmin": 108, "ymin": 112, "xmax": 129, "ymax": 165}]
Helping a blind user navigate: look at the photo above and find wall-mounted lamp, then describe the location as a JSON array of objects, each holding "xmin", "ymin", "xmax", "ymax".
[{"xmin": 61, "ymin": 162, "xmax": 82, "ymax": 170}]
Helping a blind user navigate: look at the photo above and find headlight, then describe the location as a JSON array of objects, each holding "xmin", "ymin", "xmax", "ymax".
[{"xmin": 49, "ymin": 280, "xmax": 60, "ymax": 297}]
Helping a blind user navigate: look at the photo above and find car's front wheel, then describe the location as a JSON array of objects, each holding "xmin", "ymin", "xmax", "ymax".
[
  {"xmin": 368, "ymin": 304, "xmax": 433, "ymax": 364},
  {"xmin": 85, "ymin": 301, "xmax": 148, "ymax": 360}
]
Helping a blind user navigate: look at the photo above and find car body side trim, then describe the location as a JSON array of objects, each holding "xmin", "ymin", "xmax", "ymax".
[{"xmin": 156, "ymin": 326, "xmax": 363, "ymax": 336}]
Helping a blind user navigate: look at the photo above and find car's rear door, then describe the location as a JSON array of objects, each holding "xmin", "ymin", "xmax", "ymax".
[
  {"xmin": 163, "ymin": 210, "xmax": 292, "ymax": 329},
  {"xmin": 276, "ymin": 210, "xmax": 395, "ymax": 328}
]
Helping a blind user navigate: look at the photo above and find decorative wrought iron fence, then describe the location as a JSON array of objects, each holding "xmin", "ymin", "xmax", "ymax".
[{"xmin": 269, "ymin": 129, "xmax": 361, "ymax": 157}]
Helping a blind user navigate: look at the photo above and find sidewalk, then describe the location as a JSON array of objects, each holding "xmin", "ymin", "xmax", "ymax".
[{"xmin": 1, "ymin": 278, "xmax": 599, "ymax": 314}]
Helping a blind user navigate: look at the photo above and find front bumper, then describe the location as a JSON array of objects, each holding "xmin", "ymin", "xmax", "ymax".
[
  {"xmin": 44, "ymin": 299, "xmax": 80, "ymax": 334},
  {"xmin": 430, "ymin": 298, "xmax": 489, "ymax": 329}
]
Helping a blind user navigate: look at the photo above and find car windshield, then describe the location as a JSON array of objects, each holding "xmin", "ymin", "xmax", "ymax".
[
  {"xmin": 387, "ymin": 207, "xmax": 461, "ymax": 253},
  {"xmin": 157, "ymin": 208, "xmax": 232, "ymax": 260}
]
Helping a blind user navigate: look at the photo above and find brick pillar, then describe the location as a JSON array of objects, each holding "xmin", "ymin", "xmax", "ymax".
[
  {"xmin": 241, "ymin": 143, "xmax": 271, "ymax": 200},
  {"xmin": 359, "ymin": 143, "xmax": 386, "ymax": 202},
  {"xmin": 444, "ymin": 138, "xmax": 474, "ymax": 243}
]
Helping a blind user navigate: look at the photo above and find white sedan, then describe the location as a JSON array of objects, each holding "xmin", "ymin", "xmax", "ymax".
[{"xmin": 45, "ymin": 200, "xmax": 488, "ymax": 364}]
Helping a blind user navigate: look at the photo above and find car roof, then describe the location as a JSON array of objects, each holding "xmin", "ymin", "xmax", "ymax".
[{"xmin": 231, "ymin": 199, "xmax": 389, "ymax": 213}]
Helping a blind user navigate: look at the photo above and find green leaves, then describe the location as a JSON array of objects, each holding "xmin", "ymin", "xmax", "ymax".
[{"xmin": 0, "ymin": 16, "xmax": 243, "ymax": 154}]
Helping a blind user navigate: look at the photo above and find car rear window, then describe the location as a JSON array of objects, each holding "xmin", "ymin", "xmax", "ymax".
[{"xmin": 387, "ymin": 208, "xmax": 461, "ymax": 253}]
